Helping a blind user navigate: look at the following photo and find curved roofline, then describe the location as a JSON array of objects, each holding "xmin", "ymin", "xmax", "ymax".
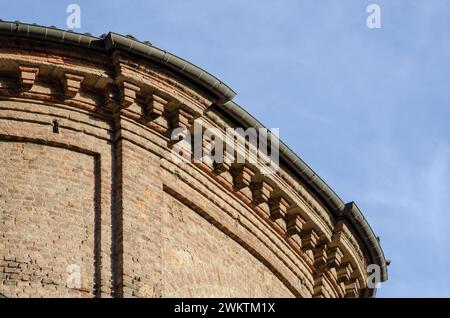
[
  {"xmin": 0, "ymin": 20, "xmax": 387, "ymax": 296},
  {"xmin": 214, "ymin": 102, "xmax": 388, "ymax": 291},
  {"xmin": 0, "ymin": 21, "xmax": 236, "ymax": 104}
]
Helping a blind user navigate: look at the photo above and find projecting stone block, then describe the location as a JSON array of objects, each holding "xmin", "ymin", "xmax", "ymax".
[
  {"xmin": 327, "ymin": 246, "xmax": 344, "ymax": 268},
  {"xmin": 18, "ymin": 66, "xmax": 39, "ymax": 90},
  {"xmin": 250, "ymin": 180, "xmax": 273, "ymax": 204},
  {"xmin": 337, "ymin": 262, "xmax": 354, "ymax": 284},
  {"xmin": 269, "ymin": 196, "xmax": 291, "ymax": 220},
  {"xmin": 286, "ymin": 212, "xmax": 306, "ymax": 235},
  {"xmin": 301, "ymin": 229, "xmax": 320, "ymax": 251},
  {"xmin": 63, "ymin": 73, "xmax": 84, "ymax": 98},
  {"xmin": 231, "ymin": 165, "xmax": 256, "ymax": 191},
  {"xmin": 168, "ymin": 107, "xmax": 195, "ymax": 130},
  {"xmin": 120, "ymin": 81, "xmax": 140, "ymax": 108},
  {"xmin": 144, "ymin": 94, "xmax": 168, "ymax": 119}
]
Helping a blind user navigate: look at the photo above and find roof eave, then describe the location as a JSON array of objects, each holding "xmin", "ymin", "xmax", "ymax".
[{"xmin": 0, "ymin": 21, "xmax": 236, "ymax": 104}]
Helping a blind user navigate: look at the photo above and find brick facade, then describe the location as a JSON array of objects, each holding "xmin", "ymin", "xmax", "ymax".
[{"xmin": 0, "ymin": 25, "xmax": 385, "ymax": 298}]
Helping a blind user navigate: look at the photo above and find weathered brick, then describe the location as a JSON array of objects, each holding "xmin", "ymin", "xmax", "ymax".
[{"xmin": 0, "ymin": 27, "xmax": 383, "ymax": 300}]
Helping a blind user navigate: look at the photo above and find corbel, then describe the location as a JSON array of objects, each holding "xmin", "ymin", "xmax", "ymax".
[
  {"xmin": 250, "ymin": 179, "xmax": 273, "ymax": 205},
  {"xmin": 345, "ymin": 279, "xmax": 360, "ymax": 298},
  {"xmin": 144, "ymin": 93, "xmax": 168, "ymax": 119},
  {"xmin": 18, "ymin": 65, "xmax": 39, "ymax": 90},
  {"xmin": 336, "ymin": 262, "xmax": 354, "ymax": 284},
  {"xmin": 327, "ymin": 246, "xmax": 344, "ymax": 269},
  {"xmin": 166, "ymin": 106, "xmax": 198, "ymax": 158},
  {"xmin": 213, "ymin": 159, "xmax": 231, "ymax": 174},
  {"xmin": 213, "ymin": 139, "xmax": 235, "ymax": 174},
  {"xmin": 63, "ymin": 73, "xmax": 84, "ymax": 98},
  {"xmin": 312, "ymin": 274, "xmax": 327, "ymax": 298},
  {"xmin": 119, "ymin": 81, "xmax": 140, "ymax": 108},
  {"xmin": 285, "ymin": 212, "xmax": 306, "ymax": 236},
  {"xmin": 269, "ymin": 195, "xmax": 291, "ymax": 220},
  {"xmin": 168, "ymin": 107, "xmax": 195, "ymax": 131},
  {"xmin": 231, "ymin": 164, "xmax": 256, "ymax": 191},
  {"xmin": 331, "ymin": 218, "xmax": 347, "ymax": 244},
  {"xmin": 313, "ymin": 243, "xmax": 328, "ymax": 270},
  {"xmin": 301, "ymin": 229, "xmax": 320, "ymax": 251}
]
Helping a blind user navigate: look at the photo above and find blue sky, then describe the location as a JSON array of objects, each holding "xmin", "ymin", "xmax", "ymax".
[{"xmin": 3, "ymin": 0, "xmax": 450, "ymax": 297}]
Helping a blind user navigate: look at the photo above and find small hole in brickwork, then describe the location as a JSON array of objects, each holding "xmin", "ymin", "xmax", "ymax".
[{"xmin": 52, "ymin": 120, "xmax": 59, "ymax": 134}]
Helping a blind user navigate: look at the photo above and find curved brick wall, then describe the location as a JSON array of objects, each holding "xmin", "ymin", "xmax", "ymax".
[
  {"xmin": 0, "ymin": 25, "xmax": 384, "ymax": 298},
  {"xmin": 161, "ymin": 191, "xmax": 293, "ymax": 297}
]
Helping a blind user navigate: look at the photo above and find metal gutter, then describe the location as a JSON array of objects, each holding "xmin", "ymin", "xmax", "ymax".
[
  {"xmin": 104, "ymin": 33, "xmax": 235, "ymax": 103},
  {"xmin": 0, "ymin": 21, "xmax": 236, "ymax": 104},
  {"xmin": 0, "ymin": 21, "xmax": 102, "ymax": 49}
]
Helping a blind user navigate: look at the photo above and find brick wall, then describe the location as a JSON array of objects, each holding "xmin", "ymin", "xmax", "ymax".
[
  {"xmin": 0, "ymin": 98, "xmax": 113, "ymax": 298},
  {"xmin": 0, "ymin": 35, "xmax": 378, "ymax": 297},
  {"xmin": 161, "ymin": 191, "xmax": 294, "ymax": 297},
  {"xmin": 118, "ymin": 137, "xmax": 165, "ymax": 298},
  {"xmin": 0, "ymin": 96, "xmax": 347, "ymax": 298},
  {"xmin": 0, "ymin": 141, "xmax": 97, "ymax": 297}
]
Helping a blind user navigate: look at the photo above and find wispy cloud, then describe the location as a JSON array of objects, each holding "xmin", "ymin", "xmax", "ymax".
[{"xmin": 350, "ymin": 139, "xmax": 450, "ymax": 297}]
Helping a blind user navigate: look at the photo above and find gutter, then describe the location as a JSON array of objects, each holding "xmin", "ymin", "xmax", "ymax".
[
  {"xmin": 0, "ymin": 21, "xmax": 236, "ymax": 104},
  {"xmin": 104, "ymin": 33, "xmax": 235, "ymax": 104}
]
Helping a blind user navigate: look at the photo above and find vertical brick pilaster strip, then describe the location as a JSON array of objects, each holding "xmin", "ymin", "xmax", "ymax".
[
  {"xmin": 93, "ymin": 156, "xmax": 102, "ymax": 298},
  {"xmin": 111, "ymin": 117, "xmax": 124, "ymax": 298}
]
